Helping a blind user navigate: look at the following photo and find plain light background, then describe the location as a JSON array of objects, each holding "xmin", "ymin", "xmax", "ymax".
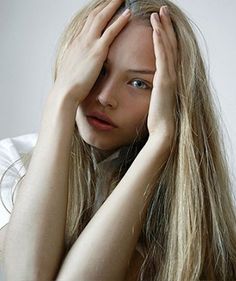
[{"xmin": 0, "ymin": 0, "xmax": 235, "ymax": 188}]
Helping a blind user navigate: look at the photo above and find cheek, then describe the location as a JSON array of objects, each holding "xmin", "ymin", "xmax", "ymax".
[
  {"xmin": 125, "ymin": 105, "xmax": 149, "ymax": 131},
  {"xmin": 123, "ymin": 112, "xmax": 148, "ymax": 143},
  {"xmin": 130, "ymin": 99, "xmax": 150, "ymax": 131},
  {"xmin": 133, "ymin": 99, "xmax": 150, "ymax": 123}
]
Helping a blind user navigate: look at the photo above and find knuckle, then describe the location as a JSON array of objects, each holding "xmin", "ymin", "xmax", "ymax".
[
  {"xmin": 95, "ymin": 13, "xmax": 106, "ymax": 23},
  {"xmin": 87, "ymin": 10, "xmax": 96, "ymax": 20},
  {"xmin": 103, "ymin": 27, "xmax": 115, "ymax": 38}
]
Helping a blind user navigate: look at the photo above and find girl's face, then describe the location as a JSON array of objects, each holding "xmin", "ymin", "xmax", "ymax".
[{"xmin": 76, "ymin": 20, "xmax": 155, "ymax": 156}]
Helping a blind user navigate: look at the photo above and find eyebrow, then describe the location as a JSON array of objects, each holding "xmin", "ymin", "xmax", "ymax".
[
  {"xmin": 104, "ymin": 58, "xmax": 155, "ymax": 75},
  {"xmin": 127, "ymin": 69, "xmax": 155, "ymax": 75}
]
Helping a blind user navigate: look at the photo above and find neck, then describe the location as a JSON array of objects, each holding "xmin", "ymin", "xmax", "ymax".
[{"xmin": 91, "ymin": 146, "xmax": 119, "ymax": 163}]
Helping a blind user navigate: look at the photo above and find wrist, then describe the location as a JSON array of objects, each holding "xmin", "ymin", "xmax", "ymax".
[
  {"xmin": 43, "ymin": 86, "xmax": 80, "ymax": 124},
  {"xmin": 39, "ymin": 90, "xmax": 78, "ymax": 137},
  {"xmin": 47, "ymin": 86, "xmax": 79, "ymax": 111},
  {"xmin": 146, "ymin": 134, "xmax": 173, "ymax": 156}
]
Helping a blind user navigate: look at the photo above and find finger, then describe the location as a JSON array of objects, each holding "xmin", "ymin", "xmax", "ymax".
[
  {"xmin": 81, "ymin": 4, "xmax": 107, "ymax": 35},
  {"xmin": 90, "ymin": 0, "xmax": 125, "ymax": 38},
  {"xmin": 154, "ymin": 13, "xmax": 176, "ymax": 80},
  {"xmin": 100, "ymin": 8, "xmax": 131, "ymax": 46},
  {"xmin": 151, "ymin": 13, "xmax": 176, "ymax": 81},
  {"xmin": 159, "ymin": 6, "xmax": 178, "ymax": 67},
  {"xmin": 150, "ymin": 14, "xmax": 168, "ymax": 79}
]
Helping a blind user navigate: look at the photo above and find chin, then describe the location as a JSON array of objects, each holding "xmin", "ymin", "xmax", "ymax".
[{"xmin": 82, "ymin": 135, "xmax": 119, "ymax": 151}]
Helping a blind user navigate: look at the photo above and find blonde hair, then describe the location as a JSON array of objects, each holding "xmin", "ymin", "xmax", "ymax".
[{"xmin": 1, "ymin": 0, "xmax": 236, "ymax": 280}]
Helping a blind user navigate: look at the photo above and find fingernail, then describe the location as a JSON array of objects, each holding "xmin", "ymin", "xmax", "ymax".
[
  {"xmin": 122, "ymin": 8, "xmax": 131, "ymax": 17},
  {"xmin": 163, "ymin": 6, "xmax": 169, "ymax": 16}
]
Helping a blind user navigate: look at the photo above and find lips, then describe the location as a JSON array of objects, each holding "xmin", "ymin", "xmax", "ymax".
[{"xmin": 87, "ymin": 111, "xmax": 118, "ymax": 128}]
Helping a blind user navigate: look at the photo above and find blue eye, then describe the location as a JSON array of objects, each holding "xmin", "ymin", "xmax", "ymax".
[
  {"xmin": 131, "ymin": 79, "xmax": 150, "ymax": 90},
  {"xmin": 98, "ymin": 67, "xmax": 151, "ymax": 91}
]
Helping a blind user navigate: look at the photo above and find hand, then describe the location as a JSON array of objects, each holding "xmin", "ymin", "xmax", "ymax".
[
  {"xmin": 147, "ymin": 6, "xmax": 178, "ymax": 151},
  {"xmin": 52, "ymin": 0, "xmax": 131, "ymax": 105}
]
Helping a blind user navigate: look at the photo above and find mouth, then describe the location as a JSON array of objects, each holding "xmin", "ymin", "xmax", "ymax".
[
  {"xmin": 86, "ymin": 110, "xmax": 118, "ymax": 129},
  {"xmin": 87, "ymin": 116, "xmax": 117, "ymax": 131}
]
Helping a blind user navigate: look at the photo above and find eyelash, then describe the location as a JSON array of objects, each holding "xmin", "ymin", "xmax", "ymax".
[{"xmin": 99, "ymin": 66, "xmax": 151, "ymax": 91}]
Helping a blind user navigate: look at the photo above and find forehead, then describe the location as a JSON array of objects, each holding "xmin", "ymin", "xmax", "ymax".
[{"xmin": 106, "ymin": 20, "xmax": 155, "ymax": 70}]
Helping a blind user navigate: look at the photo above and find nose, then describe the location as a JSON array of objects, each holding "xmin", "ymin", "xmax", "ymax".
[{"xmin": 95, "ymin": 77, "xmax": 119, "ymax": 108}]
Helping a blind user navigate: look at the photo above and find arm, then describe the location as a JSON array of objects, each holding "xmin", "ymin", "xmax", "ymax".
[
  {"xmin": 56, "ymin": 6, "xmax": 178, "ymax": 280},
  {"xmin": 3, "ymin": 92, "xmax": 78, "ymax": 281},
  {"xmin": 56, "ymin": 137, "xmax": 170, "ymax": 281},
  {"xmin": 3, "ymin": 2, "xmax": 132, "ymax": 279}
]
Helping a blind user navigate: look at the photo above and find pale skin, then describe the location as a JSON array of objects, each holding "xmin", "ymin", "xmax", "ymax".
[
  {"xmin": 75, "ymin": 19, "xmax": 154, "ymax": 158},
  {"xmin": 3, "ymin": 0, "xmax": 177, "ymax": 280}
]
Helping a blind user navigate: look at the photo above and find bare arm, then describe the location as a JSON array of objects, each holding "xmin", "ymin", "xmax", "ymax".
[
  {"xmin": 3, "ymin": 92, "xmax": 78, "ymax": 281},
  {"xmin": 56, "ymin": 137, "xmax": 169, "ymax": 281},
  {"xmin": 3, "ymin": 1, "xmax": 132, "ymax": 278}
]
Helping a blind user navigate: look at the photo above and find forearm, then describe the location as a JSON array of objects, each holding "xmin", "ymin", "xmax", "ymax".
[
  {"xmin": 56, "ymin": 137, "xmax": 169, "ymax": 281},
  {"xmin": 3, "ymin": 92, "xmax": 77, "ymax": 281}
]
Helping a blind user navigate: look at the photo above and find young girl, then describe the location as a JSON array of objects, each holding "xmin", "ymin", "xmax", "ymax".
[{"xmin": 1, "ymin": 0, "xmax": 236, "ymax": 280}]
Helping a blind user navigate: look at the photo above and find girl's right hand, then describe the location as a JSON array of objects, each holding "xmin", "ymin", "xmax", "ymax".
[{"xmin": 52, "ymin": 0, "xmax": 131, "ymax": 105}]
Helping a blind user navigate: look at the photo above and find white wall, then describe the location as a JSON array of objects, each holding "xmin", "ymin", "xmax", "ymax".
[
  {"xmin": 174, "ymin": 0, "xmax": 236, "ymax": 193},
  {"xmin": 0, "ymin": 0, "xmax": 235, "ymax": 180}
]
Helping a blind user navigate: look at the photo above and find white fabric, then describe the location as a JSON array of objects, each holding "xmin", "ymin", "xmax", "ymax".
[{"xmin": 0, "ymin": 133, "xmax": 38, "ymax": 230}]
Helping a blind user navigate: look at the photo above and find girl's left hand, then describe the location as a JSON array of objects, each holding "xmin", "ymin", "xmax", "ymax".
[{"xmin": 147, "ymin": 6, "xmax": 178, "ymax": 151}]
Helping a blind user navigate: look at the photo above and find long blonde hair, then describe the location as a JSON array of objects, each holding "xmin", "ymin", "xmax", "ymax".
[{"xmin": 1, "ymin": 0, "xmax": 236, "ymax": 280}]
